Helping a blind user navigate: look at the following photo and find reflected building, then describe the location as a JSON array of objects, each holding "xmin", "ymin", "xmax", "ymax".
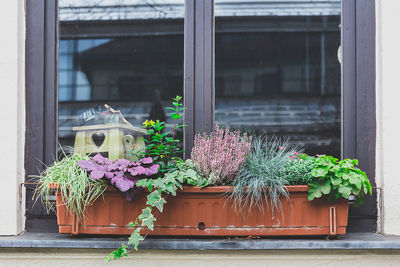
[{"xmin": 58, "ymin": 0, "xmax": 341, "ymax": 157}]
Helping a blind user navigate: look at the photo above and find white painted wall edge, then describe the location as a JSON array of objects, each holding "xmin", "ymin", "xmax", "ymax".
[
  {"xmin": 0, "ymin": 0, "xmax": 25, "ymax": 235},
  {"xmin": 375, "ymin": 0, "xmax": 400, "ymax": 235}
]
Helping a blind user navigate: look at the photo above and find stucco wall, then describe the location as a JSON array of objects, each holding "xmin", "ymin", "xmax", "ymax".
[
  {"xmin": 375, "ymin": 0, "xmax": 400, "ymax": 235},
  {"xmin": 0, "ymin": 0, "xmax": 397, "ymax": 238},
  {"xmin": 0, "ymin": 0, "xmax": 25, "ymax": 235}
]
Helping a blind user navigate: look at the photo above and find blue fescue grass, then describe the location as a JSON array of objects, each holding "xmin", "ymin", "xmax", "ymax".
[{"xmin": 230, "ymin": 136, "xmax": 308, "ymax": 215}]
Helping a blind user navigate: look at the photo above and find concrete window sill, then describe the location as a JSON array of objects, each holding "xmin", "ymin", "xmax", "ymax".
[{"xmin": 0, "ymin": 233, "xmax": 400, "ymax": 250}]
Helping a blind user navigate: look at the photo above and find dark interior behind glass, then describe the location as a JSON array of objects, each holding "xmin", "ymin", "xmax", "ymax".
[{"xmin": 215, "ymin": 2, "xmax": 341, "ymax": 157}]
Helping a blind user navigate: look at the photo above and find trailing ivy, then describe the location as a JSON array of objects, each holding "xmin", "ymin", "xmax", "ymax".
[
  {"xmin": 105, "ymin": 158, "xmax": 207, "ymax": 261},
  {"xmin": 305, "ymin": 155, "xmax": 372, "ymax": 205}
]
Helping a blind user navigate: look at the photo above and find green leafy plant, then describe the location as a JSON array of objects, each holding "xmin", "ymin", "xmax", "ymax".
[
  {"xmin": 105, "ymin": 158, "xmax": 207, "ymax": 261},
  {"xmin": 306, "ymin": 155, "xmax": 372, "ymax": 205},
  {"xmin": 130, "ymin": 96, "xmax": 185, "ymax": 173},
  {"xmin": 282, "ymin": 153, "xmax": 315, "ymax": 185},
  {"xmin": 33, "ymin": 153, "xmax": 108, "ymax": 220},
  {"xmin": 230, "ymin": 137, "xmax": 303, "ymax": 214}
]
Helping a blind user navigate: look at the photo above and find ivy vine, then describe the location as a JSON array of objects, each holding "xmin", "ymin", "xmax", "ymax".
[{"xmin": 105, "ymin": 159, "xmax": 207, "ymax": 261}]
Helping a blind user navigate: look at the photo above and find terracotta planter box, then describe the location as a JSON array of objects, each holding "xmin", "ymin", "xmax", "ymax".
[{"xmin": 53, "ymin": 185, "xmax": 348, "ymax": 236}]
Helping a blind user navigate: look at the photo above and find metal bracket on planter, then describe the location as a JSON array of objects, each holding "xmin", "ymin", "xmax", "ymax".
[
  {"xmin": 72, "ymin": 213, "xmax": 79, "ymax": 236},
  {"xmin": 329, "ymin": 206, "xmax": 337, "ymax": 236},
  {"xmin": 19, "ymin": 182, "xmax": 39, "ymax": 202}
]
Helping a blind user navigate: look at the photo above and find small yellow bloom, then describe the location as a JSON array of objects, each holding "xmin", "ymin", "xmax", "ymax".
[{"xmin": 143, "ymin": 119, "xmax": 156, "ymax": 127}]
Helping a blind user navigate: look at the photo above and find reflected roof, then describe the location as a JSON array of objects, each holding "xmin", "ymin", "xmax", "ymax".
[{"xmin": 59, "ymin": 0, "xmax": 341, "ymax": 21}]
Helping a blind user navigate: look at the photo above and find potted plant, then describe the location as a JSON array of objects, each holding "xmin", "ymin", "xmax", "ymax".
[{"xmin": 34, "ymin": 96, "xmax": 372, "ymax": 261}]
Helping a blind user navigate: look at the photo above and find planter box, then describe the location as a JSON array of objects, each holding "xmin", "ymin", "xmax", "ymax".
[{"xmin": 54, "ymin": 185, "xmax": 348, "ymax": 236}]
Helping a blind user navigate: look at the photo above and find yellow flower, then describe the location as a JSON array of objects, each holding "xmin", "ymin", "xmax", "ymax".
[{"xmin": 143, "ymin": 119, "xmax": 156, "ymax": 127}]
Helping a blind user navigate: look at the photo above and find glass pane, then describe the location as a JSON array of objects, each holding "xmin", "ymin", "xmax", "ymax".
[
  {"xmin": 215, "ymin": 0, "xmax": 342, "ymax": 157},
  {"xmin": 58, "ymin": 0, "xmax": 184, "ymax": 155}
]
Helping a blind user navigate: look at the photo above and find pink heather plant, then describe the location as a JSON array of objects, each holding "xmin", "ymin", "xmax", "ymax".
[{"xmin": 191, "ymin": 124, "xmax": 252, "ymax": 184}]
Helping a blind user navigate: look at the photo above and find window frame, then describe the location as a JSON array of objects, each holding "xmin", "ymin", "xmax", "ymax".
[{"xmin": 24, "ymin": 0, "xmax": 376, "ymax": 232}]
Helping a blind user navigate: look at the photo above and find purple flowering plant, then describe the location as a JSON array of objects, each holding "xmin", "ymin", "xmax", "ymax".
[
  {"xmin": 191, "ymin": 124, "xmax": 252, "ymax": 185},
  {"xmin": 78, "ymin": 154, "xmax": 159, "ymax": 201}
]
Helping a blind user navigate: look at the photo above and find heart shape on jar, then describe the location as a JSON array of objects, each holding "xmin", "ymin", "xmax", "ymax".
[{"xmin": 91, "ymin": 132, "xmax": 105, "ymax": 148}]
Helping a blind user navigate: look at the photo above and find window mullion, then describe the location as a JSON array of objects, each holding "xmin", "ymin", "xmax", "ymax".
[{"xmin": 184, "ymin": 0, "xmax": 214, "ymax": 159}]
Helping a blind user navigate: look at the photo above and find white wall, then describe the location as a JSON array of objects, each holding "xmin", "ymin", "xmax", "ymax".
[
  {"xmin": 0, "ymin": 0, "xmax": 25, "ymax": 235},
  {"xmin": 0, "ymin": 0, "xmax": 398, "ymax": 237},
  {"xmin": 1, "ymin": 250, "xmax": 400, "ymax": 267},
  {"xmin": 376, "ymin": 0, "xmax": 400, "ymax": 235}
]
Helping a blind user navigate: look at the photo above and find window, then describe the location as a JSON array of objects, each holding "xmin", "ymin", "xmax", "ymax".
[
  {"xmin": 58, "ymin": 0, "xmax": 185, "ymax": 155},
  {"xmin": 25, "ymin": 0, "xmax": 376, "ymax": 233},
  {"xmin": 214, "ymin": 0, "xmax": 342, "ymax": 157}
]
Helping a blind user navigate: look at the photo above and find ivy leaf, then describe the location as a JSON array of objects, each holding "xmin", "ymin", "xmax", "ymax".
[
  {"xmin": 139, "ymin": 207, "xmax": 156, "ymax": 230},
  {"xmin": 154, "ymin": 197, "xmax": 167, "ymax": 212},
  {"xmin": 175, "ymin": 181, "xmax": 183, "ymax": 190},
  {"xmin": 175, "ymin": 172, "xmax": 185, "ymax": 183},
  {"xmin": 153, "ymin": 178, "xmax": 166, "ymax": 191},
  {"xmin": 146, "ymin": 190, "xmax": 161, "ymax": 206},
  {"xmin": 141, "ymin": 214, "xmax": 156, "ymax": 230},
  {"xmin": 139, "ymin": 207, "xmax": 152, "ymax": 220},
  {"xmin": 186, "ymin": 169, "xmax": 198, "ymax": 180},
  {"xmin": 128, "ymin": 229, "xmax": 144, "ymax": 250},
  {"xmin": 105, "ymin": 243, "xmax": 128, "ymax": 261},
  {"xmin": 165, "ymin": 183, "xmax": 177, "ymax": 196},
  {"xmin": 128, "ymin": 221, "xmax": 138, "ymax": 228}
]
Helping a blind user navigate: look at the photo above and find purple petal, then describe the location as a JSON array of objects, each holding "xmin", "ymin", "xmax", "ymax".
[
  {"xmin": 139, "ymin": 157, "xmax": 153, "ymax": 164},
  {"xmin": 105, "ymin": 172, "xmax": 114, "ymax": 179},
  {"xmin": 144, "ymin": 164, "xmax": 159, "ymax": 176},
  {"xmin": 110, "ymin": 172, "xmax": 124, "ymax": 184},
  {"xmin": 92, "ymin": 154, "xmax": 106, "ymax": 164},
  {"xmin": 129, "ymin": 161, "xmax": 139, "ymax": 167},
  {"xmin": 77, "ymin": 160, "xmax": 99, "ymax": 172},
  {"xmin": 107, "ymin": 163, "xmax": 118, "ymax": 171},
  {"xmin": 113, "ymin": 177, "xmax": 135, "ymax": 192},
  {"xmin": 128, "ymin": 166, "xmax": 146, "ymax": 176},
  {"xmin": 90, "ymin": 170, "xmax": 105, "ymax": 180},
  {"xmin": 115, "ymin": 159, "xmax": 130, "ymax": 167},
  {"xmin": 92, "ymin": 154, "xmax": 112, "ymax": 165}
]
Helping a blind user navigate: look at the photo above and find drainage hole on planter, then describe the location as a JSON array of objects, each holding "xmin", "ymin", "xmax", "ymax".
[{"xmin": 198, "ymin": 222, "xmax": 206, "ymax": 230}]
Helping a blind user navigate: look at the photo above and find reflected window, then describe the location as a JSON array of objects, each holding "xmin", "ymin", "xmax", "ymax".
[
  {"xmin": 58, "ymin": 0, "xmax": 184, "ymax": 154},
  {"xmin": 215, "ymin": 0, "xmax": 341, "ymax": 157}
]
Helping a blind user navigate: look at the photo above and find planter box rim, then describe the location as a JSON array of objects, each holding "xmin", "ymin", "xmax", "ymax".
[
  {"xmin": 49, "ymin": 182, "xmax": 309, "ymax": 193},
  {"xmin": 178, "ymin": 185, "xmax": 309, "ymax": 193}
]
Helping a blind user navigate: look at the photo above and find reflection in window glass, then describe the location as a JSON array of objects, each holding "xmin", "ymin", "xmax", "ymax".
[
  {"xmin": 58, "ymin": 0, "xmax": 184, "ymax": 154},
  {"xmin": 215, "ymin": 0, "xmax": 342, "ymax": 157}
]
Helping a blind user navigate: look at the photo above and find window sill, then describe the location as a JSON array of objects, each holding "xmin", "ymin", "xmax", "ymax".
[{"xmin": 0, "ymin": 232, "xmax": 400, "ymax": 250}]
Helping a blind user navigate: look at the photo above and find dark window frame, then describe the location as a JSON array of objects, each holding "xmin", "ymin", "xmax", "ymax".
[{"xmin": 25, "ymin": 0, "xmax": 376, "ymax": 232}]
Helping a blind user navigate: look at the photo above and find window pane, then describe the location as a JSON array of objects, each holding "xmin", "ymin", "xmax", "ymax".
[
  {"xmin": 215, "ymin": 0, "xmax": 342, "ymax": 157},
  {"xmin": 58, "ymin": 0, "xmax": 184, "ymax": 155}
]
